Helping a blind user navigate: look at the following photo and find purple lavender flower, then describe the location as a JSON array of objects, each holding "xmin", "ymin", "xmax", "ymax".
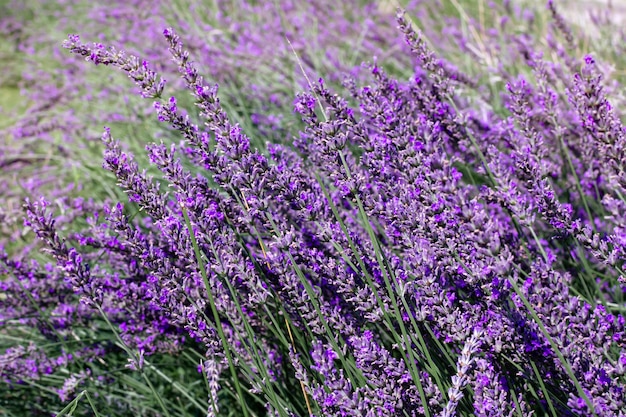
[{"xmin": 2, "ymin": 1, "xmax": 625, "ymax": 415}]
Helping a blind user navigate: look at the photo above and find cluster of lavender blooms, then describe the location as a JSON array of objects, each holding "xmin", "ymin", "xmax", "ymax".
[
  {"xmin": 2, "ymin": 0, "xmax": 626, "ymax": 416},
  {"xmin": 0, "ymin": 0, "xmax": 429, "ymax": 257}
]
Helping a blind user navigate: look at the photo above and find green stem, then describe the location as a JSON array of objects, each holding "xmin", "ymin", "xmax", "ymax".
[{"xmin": 181, "ymin": 204, "xmax": 250, "ymax": 417}]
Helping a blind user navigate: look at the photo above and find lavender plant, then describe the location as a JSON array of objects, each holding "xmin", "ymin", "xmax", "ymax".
[
  {"xmin": 1, "ymin": 0, "xmax": 436, "ymax": 260},
  {"xmin": 1, "ymin": 1, "xmax": 625, "ymax": 416}
]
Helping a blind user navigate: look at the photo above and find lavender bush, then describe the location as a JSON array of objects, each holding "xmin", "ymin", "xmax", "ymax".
[
  {"xmin": 1, "ymin": 0, "xmax": 434, "ymax": 260},
  {"xmin": 1, "ymin": 0, "xmax": 626, "ymax": 416}
]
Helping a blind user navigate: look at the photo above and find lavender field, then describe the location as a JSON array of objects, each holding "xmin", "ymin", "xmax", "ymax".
[{"xmin": 1, "ymin": 0, "xmax": 625, "ymax": 416}]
